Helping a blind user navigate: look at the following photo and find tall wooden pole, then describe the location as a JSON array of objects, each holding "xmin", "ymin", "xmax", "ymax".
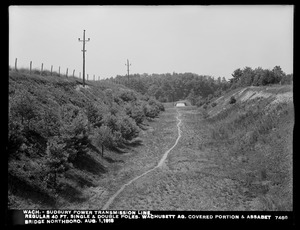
[
  {"xmin": 78, "ymin": 30, "xmax": 90, "ymax": 87},
  {"xmin": 41, "ymin": 63, "xmax": 43, "ymax": 75},
  {"xmin": 73, "ymin": 69, "xmax": 75, "ymax": 78},
  {"xmin": 125, "ymin": 59, "xmax": 131, "ymax": 85},
  {"xmin": 15, "ymin": 58, "xmax": 17, "ymax": 71},
  {"xmin": 51, "ymin": 65, "xmax": 53, "ymax": 76},
  {"xmin": 30, "ymin": 61, "xmax": 32, "ymax": 74},
  {"xmin": 66, "ymin": 68, "xmax": 68, "ymax": 77}
]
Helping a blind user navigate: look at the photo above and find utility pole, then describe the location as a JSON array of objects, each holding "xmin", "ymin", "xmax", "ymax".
[
  {"xmin": 78, "ymin": 30, "xmax": 90, "ymax": 87},
  {"xmin": 125, "ymin": 59, "xmax": 131, "ymax": 85}
]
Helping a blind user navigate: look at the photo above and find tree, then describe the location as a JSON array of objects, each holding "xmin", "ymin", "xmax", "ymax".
[
  {"xmin": 186, "ymin": 89, "xmax": 196, "ymax": 105},
  {"xmin": 229, "ymin": 68, "xmax": 243, "ymax": 84},
  {"xmin": 45, "ymin": 136, "xmax": 70, "ymax": 189},
  {"xmin": 241, "ymin": 67, "xmax": 254, "ymax": 86},
  {"xmin": 252, "ymin": 67, "xmax": 265, "ymax": 86},
  {"xmin": 92, "ymin": 125, "xmax": 112, "ymax": 157},
  {"xmin": 10, "ymin": 90, "xmax": 39, "ymax": 128},
  {"xmin": 272, "ymin": 66, "xmax": 285, "ymax": 84}
]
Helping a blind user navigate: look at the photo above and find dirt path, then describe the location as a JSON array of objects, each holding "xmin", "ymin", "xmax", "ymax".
[
  {"xmin": 102, "ymin": 109, "xmax": 183, "ymax": 210},
  {"xmin": 103, "ymin": 106, "xmax": 252, "ymax": 210}
]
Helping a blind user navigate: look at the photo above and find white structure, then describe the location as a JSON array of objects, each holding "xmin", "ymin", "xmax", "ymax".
[{"xmin": 175, "ymin": 102, "xmax": 186, "ymax": 107}]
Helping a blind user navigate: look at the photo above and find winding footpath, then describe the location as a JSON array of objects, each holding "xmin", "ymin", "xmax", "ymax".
[{"xmin": 102, "ymin": 108, "xmax": 182, "ymax": 210}]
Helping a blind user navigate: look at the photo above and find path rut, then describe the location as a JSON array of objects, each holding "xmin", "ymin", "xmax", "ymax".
[{"xmin": 101, "ymin": 109, "xmax": 182, "ymax": 210}]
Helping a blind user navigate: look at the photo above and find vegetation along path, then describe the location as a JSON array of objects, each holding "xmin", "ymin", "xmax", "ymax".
[
  {"xmin": 102, "ymin": 108, "xmax": 183, "ymax": 210},
  {"xmin": 102, "ymin": 106, "xmax": 249, "ymax": 210}
]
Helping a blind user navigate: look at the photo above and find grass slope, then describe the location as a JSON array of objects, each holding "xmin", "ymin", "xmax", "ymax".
[
  {"xmin": 8, "ymin": 70, "xmax": 164, "ymax": 209},
  {"xmin": 201, "ymin": 85, "xmax": 293, "ymax": 210},
  {"xmin": 102, "ymin": 85, "xmax": 293, "ymax": 211}
]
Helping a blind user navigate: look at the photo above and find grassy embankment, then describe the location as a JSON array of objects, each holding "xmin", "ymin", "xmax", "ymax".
[
  {"xmin": 200, "ymin": 85, "xmax": 293, "ymax": 210},
  {"xmin": 8, "ymin": 70, "xmax": 164, "ymax": 209}
]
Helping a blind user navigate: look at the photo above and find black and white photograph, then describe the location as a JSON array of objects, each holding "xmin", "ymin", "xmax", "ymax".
[{"xmin": 7, "ymin": 5, "xmax": 294, "ymax": 225}]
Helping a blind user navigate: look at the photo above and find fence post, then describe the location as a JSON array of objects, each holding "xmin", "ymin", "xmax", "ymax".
[
  {"xmin": 51, "ymin": 65, "xmax": 53, "ymax": 76},
  {"xmin": 41, "ymin": 63, "xmax": 43, "ymax": 75},
  {"xmin": 93, "ymin": 74, "xmax": 95, "ymax": 81},
  {"xmin": 15, "ymin": 58, "xmax": 18, "ymax": 71},
  {"xmin": 87, "ymin": 74, "xmax": 89, "ymax": 81},
  {"xmin": 66, "ymin": 68, "xmax": 68, "ymax": 77},
  {"xmin": 59, "ymin": 66, "xmax": 60, "ymax": 77},
  {"xmin": 30, "ymin": 61, "xmax": 32, "ymax": 74},
  {"xmin": 73, "ymin": 69, "xmax": 75, "ymax": 78},
  {"xmin": 79, "ymin": 72, "xmax": 81, "ymax": 79}
]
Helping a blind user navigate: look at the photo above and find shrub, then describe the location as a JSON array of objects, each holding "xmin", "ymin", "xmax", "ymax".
[
  {"xmin": 143, "ymin": 103, "xmax": 159, "ymax": 119},
  {"xmin": 91, "ymin": 125, "xmax": 113, "ymax": 157},
  {"xmin": 124, "ymin": 103, "xmax": 145, "ymax": 126},
  {"xmin": 229, "ymin": 96, "xmax": 236, "ymax": 104},
  {"xmin": 117, "ymin": 116, "xmax": 140, "ymax": 141},
  {"xmin": 85, "ymin": 102, "xmax": 107, "ymax": 128},
  {"xmin": 103, "ymin": 113, "xmax": 140, "ymax": 144},
  {"xmin": 118, "ymin": 90, "xmax": 137, "ymax": 102},
  {"xmin": 9, "ymin": 90, "xmax": 39, "ymax": 128},
  {"xmin": 45, "ymin": 137, "xmax": 69, "ymax": 187},
  {"xmin": 151, "ymin": 99, "xmax": 165, "ymax": 112},
  {"xmin": 59, "ymin": 104, "xmax": 89, "ymax": 161},
  {"xmin": 59, "ymin": 104, "xmax": 88, "ymax": 137}
]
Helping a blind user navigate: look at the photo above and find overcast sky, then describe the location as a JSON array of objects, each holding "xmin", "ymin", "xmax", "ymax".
[{"xmin": 9, "ymin": 5, "xmax": 293, "ymax": 80}]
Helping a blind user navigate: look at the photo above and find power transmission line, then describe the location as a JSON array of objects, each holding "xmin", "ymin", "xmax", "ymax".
[{"xmin": 78, "ymin": 30, "xmax": 90, "ymax": 87}]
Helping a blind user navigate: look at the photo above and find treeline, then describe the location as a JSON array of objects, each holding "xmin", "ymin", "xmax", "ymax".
[
  {"xmin": 229, "ymin": 66, "xmax": 293, "ymax": 88},
  {"xmin": 8, "ymin": 71, "xmax": 164, "ymax": 205},
  {"xmin": 112, "ymin": 65, "xmax": 292, "ymax": 106},
  {"xmin": 114, "ymin": 73, "xmax": 230, "ymax": 104}
]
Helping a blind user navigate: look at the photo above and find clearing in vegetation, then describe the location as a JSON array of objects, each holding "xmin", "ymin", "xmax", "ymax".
[
  {"xmin": 96, "ymin": 85, "xmax": 293, "ymax": 211},
  {"xmin": 8, "ymin": 69, "xmax": 293, "ymax": 211}
]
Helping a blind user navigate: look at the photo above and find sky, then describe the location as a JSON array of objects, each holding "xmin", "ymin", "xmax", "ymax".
[{"xmin": 9, "ymin": 5, "xmax": 293, "ymax": 80}]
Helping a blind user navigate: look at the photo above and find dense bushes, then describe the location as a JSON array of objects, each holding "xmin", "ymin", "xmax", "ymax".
[{"xmin": 8, "ymin": 72, "xmax": 165, "ymax": 205}]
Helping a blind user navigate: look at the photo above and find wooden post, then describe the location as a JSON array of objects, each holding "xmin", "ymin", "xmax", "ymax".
[
  {"xmin": 66, "ymin": 68, "xmax": 68, "ymax": 77},
  {"xmin": 15, "ymin": 58, "xmax": 17, "ymax": 71},
  {"xmin": 30, "ymin": 61, "xmax": 32, "ymax": 74},
  {"xmin": 79, "ymin": 72, "xmax": 81, "ymax": 79},
  {"xmin": 93, "ymin": 74, "xmax": 95, "ymax": 81},
  {"xmin": 98, "ymin": 76, "xmax": 100, "ymax": 81},
  {"xmin": 87, "ymin": 74, "xmax": 89, "ymax": 81},
  {"xmin": 51, "ymin": 65, "xmax": 53, "ymax": 76},
  {"xmin": 73, "ymin": 69, "xmax": 75, "ymax": 78},
  {"xmin": 58, "ymin": 66, "xmax": 60, "ymax": 77},
  {"xmin": 41, "ymin": 63, "xmax": 43, "ymax": 75}
]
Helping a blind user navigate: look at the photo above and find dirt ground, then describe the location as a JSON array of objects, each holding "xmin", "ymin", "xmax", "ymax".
[{"xmin": 92, "ymin": 106, "xmax": 254, "ymax": 211}]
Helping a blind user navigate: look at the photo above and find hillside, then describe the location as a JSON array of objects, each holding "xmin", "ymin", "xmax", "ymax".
[
  {"xmin": 7, "ymin": 69, "xmax": 293, "ymax": 211},
  {"xmin": 8, "ymin": 70, "xmax": 164, "ymax": 209},
  {"xmin": 88, "ymin": 84, "xmax": 293, "ymax": 211},
  {"xmin": 198, "ymin": 84, "xmax": 294, "ymax": 210}
]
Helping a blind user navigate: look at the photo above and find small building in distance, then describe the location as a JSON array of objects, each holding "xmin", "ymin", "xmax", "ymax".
[{"xmin": 175, "ymin": 102, "xmax": 186, "ymax": 107}]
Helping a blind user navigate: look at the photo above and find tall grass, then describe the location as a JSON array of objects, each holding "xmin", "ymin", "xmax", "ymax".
[{"xmin": 206, "ymin": 98, "xmax": 293, "ymax": 211}]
